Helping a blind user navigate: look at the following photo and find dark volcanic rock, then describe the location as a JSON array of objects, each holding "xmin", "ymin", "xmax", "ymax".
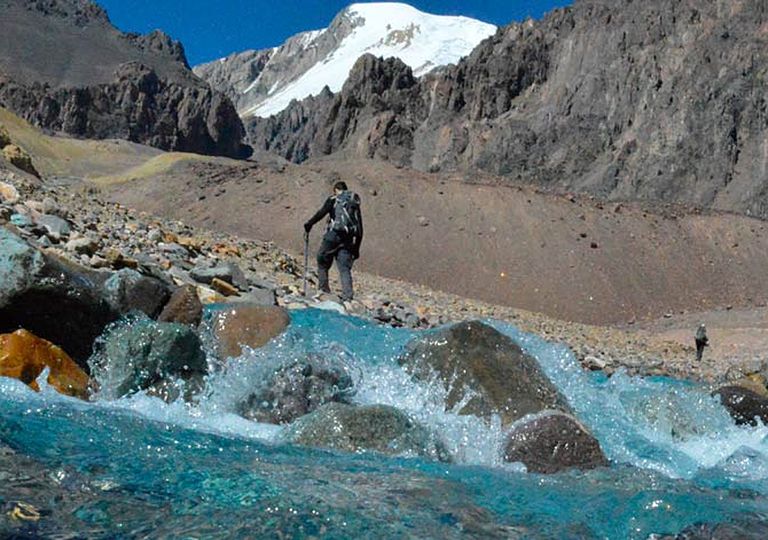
[
  {"xmin": 398, "ymin": 321, "xmax": 570, "ymax": 426},
  {"xmin": 238, "ymin": 356, "xmax": 355, "ymax": 424},
  {"xmin": 0, "ymin": 0, "xmax": 248, "ymax": 158},
  {"xmin": 713, "ymin": 385, "xmax": 768, "ymax": 426},
  {"xmin": 249, "ymin": 0, "xmax": 768, "ymax": 217},
  {"xmin": 284, "ymin": 402, "xmax": 451, "ymax": 462},
  {"xmin": 502, "ymin": 410, "xmax": 608, "ymax": 473}
]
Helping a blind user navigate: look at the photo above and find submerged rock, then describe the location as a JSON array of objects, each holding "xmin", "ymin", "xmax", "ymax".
[
  {"xmin": 158, "ymin": 284, "xmax": 203, "ymax": 326},
  {"xmin": 208, "ymin": 304, "xmax": 291, "ymax": 359},
  {"xmin": 502, "ymin": 410, "xmax": 608, "ymax": 474},
  {"xmin": 398, "ymin": 321, "xmax": 570, "ymax": 426},
  {"xmin": 0, "ymin": 329, "xmax": 90, "ymax": 399},
  {"xmin": 89, "ymin": 314, "xmax": 207, "ymax": 401},
  {"xmin": 285, "ymin": 402, "xmax": 451, "ymax": 462},
  {"xmin": 238, "ymin": 356, "xmax": 354, "ymax": 424},
  {"xmin": 713, "ymin": 385, "xmax": 768, "ymax": 426}
]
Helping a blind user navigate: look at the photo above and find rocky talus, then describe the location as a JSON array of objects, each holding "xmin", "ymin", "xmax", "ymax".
[
  {"xmin": 249, "ymin": 0, "xmax": 768, "ymax": 217},
  {"xmin": 0, "ymin": 0, "xmax": 248, "ymax": 157}
]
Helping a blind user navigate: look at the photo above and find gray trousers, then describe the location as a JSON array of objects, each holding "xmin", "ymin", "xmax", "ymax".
[{"xmin": 317, "ymin": 232, "xmax": 354, "ymax": 301}]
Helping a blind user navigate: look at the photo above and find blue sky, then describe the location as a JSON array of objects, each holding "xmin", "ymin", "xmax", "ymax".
[{"xmin": 98, "ymin": 1, "xmax": 572, "ymax": 66}]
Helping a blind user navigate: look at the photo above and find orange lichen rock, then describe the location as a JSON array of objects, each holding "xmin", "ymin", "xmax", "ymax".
[{"xmin": 0, "ymin": 329, "xmax": 90, "ymax": 399}]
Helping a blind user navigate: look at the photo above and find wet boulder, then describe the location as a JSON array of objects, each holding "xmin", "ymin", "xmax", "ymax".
[
  {"xmin": 502, "ymin": 410, "xmax": 608, "ymax": 473},
  {"xmin": 398, "ymin": 321, "xmax": 570, "ymax": 426},
  {"xmin": 89, "ymin": 314, "xmax": 207, "ymax": 401},
  {"xmin": 284, "ymin": 402, "xmax": 451, "ymax": 462},
  {"xmin": 713, "ymin": 384, "xmax": 768, "ymax": 426},
  {"xmin": 238, "ymin": 356, "xmax": 355, "ymax": 424},
  {"xmin": 207, "ymin": 304, "xmax": 291, "ymax": 359},
  {"xmin": 0, "ymin": 329, "xmax": 91, "ymax": 399}
]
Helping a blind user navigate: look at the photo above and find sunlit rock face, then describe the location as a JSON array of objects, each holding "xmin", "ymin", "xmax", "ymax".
[
  {"xmin": 398, "ymin": 320, "xmax": 571, "ymax": 426},
  {"xmin": 0, "ymin": 329, "xmax": 91, "ymax": 399}
]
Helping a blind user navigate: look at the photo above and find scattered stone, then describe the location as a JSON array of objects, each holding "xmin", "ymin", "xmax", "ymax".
[
  {"xmin": 89, "ymin": 314, "xmax": 207, "ymax": 401},
  {"xmin": 0, "ymin": 181, "xmax": 19, "ymax": 204},
  {"xmin": 0, "ymin": 329, "xmax": 90, "ymax": 399},
  {"xmin": 398, "ymin": 321, "xmax": 571, "ymax": 426},
  {"xmin": 10, "ymin": 213, "xmax": 32, "ymax": 228},
  {"xmin": 211, "ymin": 276, "xmax": 240, "ymax": 297},
  {"xmin": 158, "ymin": 284, "xmax": 203, "ymax": 326},
  {"xmin": 190, "ymin": 262, "xmax": 248, "ymax": 291},
  {"xmin": 583, "ymin": 355, "xmax": 607, "ymax": 371},
  {"xmin": 35, "ymin": 213, "xmax": 71, "ymax": 241},
  {"xmin": 65, "ymin": 236, "xmax": 99, "ymax": 256},
  {"xmin": 102, "ymin": 269, "xmax": 172, "ymax": 318},
  {"xmin": 284, "ymin": 403, "xmax": 451, "ymax": 462},
  {"xmin": 208, "ymin": 304, "xmax": 291, "ymax": 359},
  {"xmin": 503, "ymin": 410, "xmax": 608, "ymax": 473},
  {"xmin": 195, "ymin": 285, "xmax": 226, "ymax": 305},
  {"xmin": 147, "ymin": 229, "xmax": 163, "ymax": 243},
  {"xmin": 239, "ymin": 356, "xmax": 355, "ymax": 424}
]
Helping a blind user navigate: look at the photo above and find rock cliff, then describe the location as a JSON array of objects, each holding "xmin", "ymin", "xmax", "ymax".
[
  {"xmin": 0, "ymin": 0, "xmax": 249, "ymax": 158},
  {"xmin": 249, "ymin": 0, "xmax": 768, "ymax": 217}
]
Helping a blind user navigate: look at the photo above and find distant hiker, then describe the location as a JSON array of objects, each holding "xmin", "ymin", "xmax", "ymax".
[
  {"xmin": 695, "ymin": 324, "xmax": 709, "ymax": 362},
  {"xmin": 304, "ymin": 181, "xmax": 363, "ymax": 302}
]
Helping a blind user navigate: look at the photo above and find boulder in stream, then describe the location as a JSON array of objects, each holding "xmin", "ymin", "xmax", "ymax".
[
  {"xmin": 502, "ymin": 410, "xmax": 608, "ymax": 473},
  {"xmin": 284, "ymin": 402, "xmax": 451, "ymax": 462},
  {"xmin": 398, "ymin": 321, "xmax": 570, "ymax": 426},
  {"xmin": 238, "ymin": 355, "xmax": 355, "ymax": 424},
  {"xmin": 89, "ymin": 314, "xmax": 207, "ymax": 401},
  {"xmin": 713, "ymin": 384, "xmax": 768, "ymax": 426},
  {"xmin": 207, "ymin": 304, "xmax": 291, "ymax": 359}
]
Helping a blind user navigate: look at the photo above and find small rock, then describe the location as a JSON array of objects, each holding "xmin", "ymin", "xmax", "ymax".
[
  {"xmin": 10, "ymin": 213, "xmax": 32, "ymax": 228},
  {"xmin": 147, "ymin": 229, "xmax": 163, "ymax": 243},
  {"xmin": 65, "ymin": 237, "xmax": 99, "ymax": 256},
  {"xmin": 190, "ymin": 262, "xmax": 248, "ymax": 291},
  {"xmin": 0, "ymin": 181, "xmax": 20, "ymax": 204},
  {"xmin": 211, "ymin": 277, "xmax": 240, "ymax": 297},
  {"xmin": 35, "ymin": 213, "xmax": 71, "ymax": 241}
]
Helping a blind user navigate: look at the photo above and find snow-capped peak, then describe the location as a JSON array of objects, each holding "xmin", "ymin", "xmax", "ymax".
[{"xmin": 232, "ymin": 3, "xmax": 496, "ymax": 118}]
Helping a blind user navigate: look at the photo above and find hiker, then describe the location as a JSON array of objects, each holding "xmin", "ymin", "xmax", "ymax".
[
  {"xmin": 695, "ymin": 323, "xmax": 709, "ymax": 362},
  {"xmin": 304, "ymin": 181, "xmax": 363, "ymax": 302}
]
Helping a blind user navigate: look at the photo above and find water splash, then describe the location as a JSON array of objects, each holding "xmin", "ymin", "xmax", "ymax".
[{"xmin": 2, "ymin": 309, "xmax": 768, "ymax": 538}]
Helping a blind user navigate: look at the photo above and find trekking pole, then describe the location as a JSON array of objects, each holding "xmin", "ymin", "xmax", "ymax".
[{"xmin": 302, "ymin": 231, "xmax": 310, "ymax": 297}]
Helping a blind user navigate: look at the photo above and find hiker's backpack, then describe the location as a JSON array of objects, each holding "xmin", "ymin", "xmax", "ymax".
[{"xmin": 331, "ymin": 191, "xmax": 361, "ymax": 236}]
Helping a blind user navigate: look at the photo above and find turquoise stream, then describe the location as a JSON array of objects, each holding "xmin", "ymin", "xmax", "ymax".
[{"xmin": 1, "ymin": 309, "xmax": 768, "ymax": 538}]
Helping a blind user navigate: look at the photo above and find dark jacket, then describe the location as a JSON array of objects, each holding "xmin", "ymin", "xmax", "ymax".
[{"xmin": 306, "ymin": 193, "xmax": 363, "ymax": 253}]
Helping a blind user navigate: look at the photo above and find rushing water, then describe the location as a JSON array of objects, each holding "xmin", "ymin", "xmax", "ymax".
[{"xmin": 1, "ymin": 308, "xmax": 768, "ymax": 539}]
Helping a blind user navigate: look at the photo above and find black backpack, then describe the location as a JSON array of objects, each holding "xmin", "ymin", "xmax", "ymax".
[{"xmin": 331, "ymin": 191, "xmax": 361, "ymax": 236}]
